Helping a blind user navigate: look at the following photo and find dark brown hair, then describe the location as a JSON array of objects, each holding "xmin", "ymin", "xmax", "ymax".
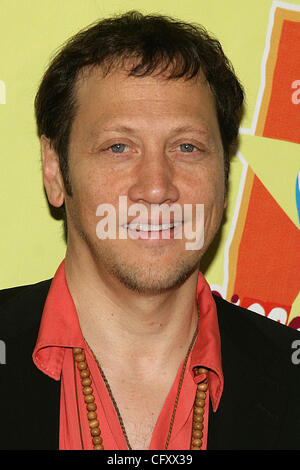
[{"xmin": 35, "ymin": 10, "xmax": 244, "ymax": 195}]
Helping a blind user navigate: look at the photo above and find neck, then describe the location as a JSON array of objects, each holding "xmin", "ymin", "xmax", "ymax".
[{"xmin": 64, "ymin": 246, "xmax": 199, "ymax": 375}]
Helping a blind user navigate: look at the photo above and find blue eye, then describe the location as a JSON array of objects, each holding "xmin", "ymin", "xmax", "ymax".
[
  {"xmin": 110, "ymin": 143, "xmax": 127, "ymax": 153},
  {"xmin": 180, "ymin": 144, "xmax": 196, "ymax": 153}
]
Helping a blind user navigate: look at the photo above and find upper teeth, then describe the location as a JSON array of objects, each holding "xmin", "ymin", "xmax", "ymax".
[{"xmin": 124, "ymin": 222, "xmax": 181, "ymax": 231}]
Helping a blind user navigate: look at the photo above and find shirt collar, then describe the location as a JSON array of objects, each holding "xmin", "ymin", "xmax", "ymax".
[
  {"xmin": 190, "ymin": 270, "xmax": 224, "ymax": 411},
  {"xmin": 32, "ymin": 260, "xmax": 84, "ymax": 380},
  {"xmin": 33, "ymin": 260, "xmax": 223, "ymax": 410}
]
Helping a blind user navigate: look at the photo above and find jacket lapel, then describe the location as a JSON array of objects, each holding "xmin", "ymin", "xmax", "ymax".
[
  {"xmin": 208, "ymin": 296, "xmax": 288, "ymax": 450},
  {"xmin": 208, "ymin": 365, "xmax": 286, "ymax": 449}
]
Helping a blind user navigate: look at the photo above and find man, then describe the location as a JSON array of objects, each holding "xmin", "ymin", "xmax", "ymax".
[{"xmin": 1, "ymin": 11, "xmax": 299, "ymax": 451}]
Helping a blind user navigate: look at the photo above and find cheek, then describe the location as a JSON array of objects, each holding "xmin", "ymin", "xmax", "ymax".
[
  {"xmin": 192, "ymin": 167, "xmax": 225, "ymax": 232},
  {"xmin": 73, "ymin": 166, "xmax": 115, "ymax": 205},
  {"xmin": 190, "ymin": 163, "xmax": 225, "ymax": 205},
  {"xmin": 206, "ymin": 175, "xmax": 225, "ymax": 216},
  {"xmin": 73, "ymin": 172, "xmax": 126, "ymax": 237}
]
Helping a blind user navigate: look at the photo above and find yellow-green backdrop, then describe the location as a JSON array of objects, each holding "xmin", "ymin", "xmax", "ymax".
[{"xmin": 0, "ymin": 0, "xmax": 299, "ymax": 328}]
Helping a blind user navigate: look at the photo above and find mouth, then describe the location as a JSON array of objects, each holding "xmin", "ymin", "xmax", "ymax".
[
  {"xmin": 123, "ymin": 222, "xmax": 182, "ymax": 231},
  {"xmin": 121, "ymin": 221, "xmax": 183, "ymax": 240}
]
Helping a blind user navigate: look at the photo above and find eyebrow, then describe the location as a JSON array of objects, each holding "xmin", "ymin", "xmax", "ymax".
[
  {"xmin": 169, "ymin": 125, "xmax": 211, "ymax": 136},
  {"xmin": 86, "ymin": 122, "xmax": 216, "ymax": 152}
]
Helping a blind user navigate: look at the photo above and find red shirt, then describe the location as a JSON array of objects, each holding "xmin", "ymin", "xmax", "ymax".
[{"xmin": 32, "ymin": 260, "xmax": 223, "ymax": 450}]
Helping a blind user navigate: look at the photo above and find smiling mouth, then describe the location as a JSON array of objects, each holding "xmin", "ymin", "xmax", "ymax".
[
  {"xmin": 123, "ymin": 222, "xmax": 182, "ymax": 232},
  {"xmin": 121, "ymin": 221, "xmax": 184, "ymax": 241}
]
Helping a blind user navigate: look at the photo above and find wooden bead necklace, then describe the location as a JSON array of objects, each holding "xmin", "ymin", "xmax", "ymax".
[{"xmin": 72, "ymin": 312, "xmax": 208, "ymax": 450}]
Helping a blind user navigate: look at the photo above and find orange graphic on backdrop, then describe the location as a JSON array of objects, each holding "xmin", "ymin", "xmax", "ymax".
[
  {"xmin": 227, "ymin": 168, "xmax": 300, "ymax": 325},
  {"xmin": 255, "ymin": 8, "xmax": 300, "ymax": 143},
  {"xmin": 223, "ymin": 5, "xmax": 300, "ymax": 328}
]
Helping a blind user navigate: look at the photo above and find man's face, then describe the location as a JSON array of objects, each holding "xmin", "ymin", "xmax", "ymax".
[{"xmin": 61, "ymin": 67, "xmax": 226, "ymax": 293}]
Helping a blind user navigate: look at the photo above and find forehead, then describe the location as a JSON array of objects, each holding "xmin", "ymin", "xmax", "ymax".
[{"xmin": 72, "ymin": 65, "xmax": 220, "ymax": 139}]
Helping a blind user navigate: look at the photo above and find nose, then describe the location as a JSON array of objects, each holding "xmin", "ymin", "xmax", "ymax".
[{"xmin": 128, "ymin": 145, "xmax": 180, "ymax": 206}]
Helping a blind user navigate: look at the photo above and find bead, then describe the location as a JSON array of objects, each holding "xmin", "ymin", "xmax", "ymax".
[
  {"xmin": 192, "ymin": 438, "xmax": 202, "ymax": 447},
  {"xmin": 193, "ymin": 422, "xmax": 204, "ymax": 430},
  {"xmin": 90, "ymin": 427, "xmax": 101, "ymax": 437},
  {"xmin": 77, "ymin": 361, "xmax": 87, "ymax": 370},
  {"xmin": 193, "ymin": 415, "xmax": 204, "ymax": 423},
  {"xmin": 84, "ymin": 394, "xmax": 95, "ymax": 404},
  {"xmin": 193, "ymin": 407, "xmax": 204, "ymax": 416},
  {"xmin": 82, "ymin": 377, "xmax": 92, "ymax": 387},
  {"xmin": 83, "ymin": 386, "xmax": 93, "ymax": 395},
  {"xmin": 195, "ymin": 399, "xmax": 205, "ymax": 407},
  {"xmin": 192, "ymin": 430, "xmax": 203, "ymax": 439},
  {"xmin": 89, "ymin": 419, "xmax": 100, "ymax": 429},
  {"xmin": 197, "ymin": 383, "xmax": 208, "ymax": 392},
  {"xmin": 72, "ymin": 347, "xmax": 82, "ymax": 355},
  {"xmin": 93, "ymin": 436, "xmax": 103, "ymax": 445},
  {"xmin": 74, "ymin": 353, "xmax": 85, "ymax": 362},
  {"xmin": 75, "ymin": 336, "xmax": 209, "ymax": 451},
  {"xmin": 87, "ymin": 411, "xmax": 97, "ymax": 420},
  {"xmin": 86, "ymin": 402, "xmax": 97, "ymax": 411},
  {"xmin": 94, "ymin": 444, "xmax": 104, "ymax": 450},
  {"xmin": 80, "ymin": 370, "xmax": 90, "ymax": 379}
]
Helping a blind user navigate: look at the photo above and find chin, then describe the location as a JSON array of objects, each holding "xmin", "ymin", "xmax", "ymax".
[{"xmin": 97, "ymin": 247, "xmax": 202, "ymax": 295}]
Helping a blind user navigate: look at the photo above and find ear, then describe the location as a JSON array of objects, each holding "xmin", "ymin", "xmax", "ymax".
[{"xmin": 41, "ymin": 136, "xmax": 65, "ymax": 207}]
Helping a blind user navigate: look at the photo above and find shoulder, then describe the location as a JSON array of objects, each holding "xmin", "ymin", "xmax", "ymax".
[
  {"xmin": 0, "ymin": 279, "xmax": 60, "ymax": 449},
  {"xmin": 0, "ymin": 279, "xmax": 52, "ymax": 338},
  {"xmin": 210, "ymin": 296, "xmax": 300, "ymax": 449},
  {"xmin": 213, "ymin": 294, "xmax": 300, "ymax": 379},
  {"xmin": 0, "ymin": 278, "xmax": 52, "ymax": 305},
  {"xmin": 213, "ymin": 293, "xmax": 299, "ymax": 342}
]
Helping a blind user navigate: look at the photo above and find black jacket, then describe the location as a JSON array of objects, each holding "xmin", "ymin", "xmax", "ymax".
[{"xmin": 0, "ymin": 278, "xmax": 300, "ymax": 450}]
